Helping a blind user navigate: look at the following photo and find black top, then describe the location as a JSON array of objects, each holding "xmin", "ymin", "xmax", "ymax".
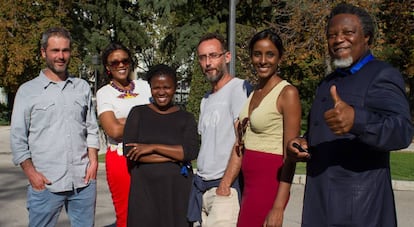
[{"xmin": 123, "ymin": 105, "xmax": 199, "ymax": 227}]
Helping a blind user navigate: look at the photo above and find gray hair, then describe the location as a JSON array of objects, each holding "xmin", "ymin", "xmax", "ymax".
[{"xmin": 40, "ymin": 27, "xmax": 72, "ymax": 49}]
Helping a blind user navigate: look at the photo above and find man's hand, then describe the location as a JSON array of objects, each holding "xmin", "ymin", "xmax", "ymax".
[
  {"xmin": 21, "ymin": 159, "xmax": 51, "ymax": 191},
  {"xmin": 84, "ymin": 160, "xmax": 98, "ymax": 183},
  {"xmin": 29, "ymin": 171, "xmax": 51, "ymax": 191},
  {"xmin": 84, "ymin": 148, "xmax": 98, "ymax": 183},
  {"xmin": 324, "ymin": 85, "xmax": 355, "ymax": 135},
  {"xmin": 216, "ymin": 183, "xmax": 231, "ymax": 196}
]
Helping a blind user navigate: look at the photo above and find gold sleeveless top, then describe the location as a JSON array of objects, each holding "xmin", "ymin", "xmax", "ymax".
[{"xmin": 238, "ymin": 80, "xmax": 290, "ymax": 155}]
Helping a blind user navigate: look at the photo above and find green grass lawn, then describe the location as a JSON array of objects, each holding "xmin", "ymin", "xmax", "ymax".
[
  {"xmin": 295, "ymin": 152, "xmax": 414, "ymax": 181},
  {"xmin": 99, "ymin": 152, "xmax": 414, "ymax": 181},
  {"xmin": 0, "ymin": 119, "xmax": 9, "ymax": 126},
  {"xmin": 98, "ymin": 153, "xmax": 106, "ymax": 163},
  {"xmin": 390, "ymin": 152, "xmax": 414, "ymax": 181}
]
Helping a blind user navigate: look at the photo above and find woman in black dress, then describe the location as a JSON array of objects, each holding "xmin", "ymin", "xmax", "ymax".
[{"xmin": 123, "ymin": 64, "xmax": 199, "ymax": 227}]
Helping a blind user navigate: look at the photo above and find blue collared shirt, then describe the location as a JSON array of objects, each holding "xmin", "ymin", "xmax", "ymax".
[
  {"xmin": 10, "ymin": 71, "xmax": 100, "ymax": 192},
  {"xmin": 335, "ymin": 51, "xmax": 374, "ymax": 76}
]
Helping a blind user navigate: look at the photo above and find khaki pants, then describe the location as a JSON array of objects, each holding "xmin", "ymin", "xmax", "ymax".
[{"xmin": 196, "ymin": 187, "xmax": 240, "ymax": 227}]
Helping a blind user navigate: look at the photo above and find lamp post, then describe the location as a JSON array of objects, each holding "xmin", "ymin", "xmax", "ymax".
[
  {"xmin": 229, "ymin": 0, "xmax": 238, "ymax": 76},
  {"xmin": 91, "ymin": 54, "xmax": 100, "ymax": 96}
]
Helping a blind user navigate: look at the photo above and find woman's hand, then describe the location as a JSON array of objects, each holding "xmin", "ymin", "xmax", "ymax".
[
  {"xmin": 125, "ymin": 143, "xmax": 154, "ymax": 161},
  {"xmin": 287, "ymin": 138, "xmax": 311, "ymax": 161},
  {"xmin": 263, "ymin": 207, "xmax": 284, "ymax": 227}
]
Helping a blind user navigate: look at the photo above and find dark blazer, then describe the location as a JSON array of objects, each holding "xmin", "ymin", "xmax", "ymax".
[{"xmin": 302, "ymin": 56, "xmax": 413, "ymax": 227}]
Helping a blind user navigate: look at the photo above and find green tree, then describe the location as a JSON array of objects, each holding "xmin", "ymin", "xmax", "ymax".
[
  {"xmin": 73, "ymin": 0, "xmax": 151, "ymax": 86},
  {"xmin": 376, "ymin": 1, "xmax": 414, "ymax": 119},
  {"xmin": 184, "ymin": 0, "xmax": 414, "ymax": 125},
  {"xmin": 186, "ymin": 59, "xmax": 210, "ymax": 120},
  {"xmin": 0, "ymin": 0, "xmax": 75, "ymax": 94},
  {"xmin": 1, "ymin": 0, "xmax": 413, "ymax": 123}
]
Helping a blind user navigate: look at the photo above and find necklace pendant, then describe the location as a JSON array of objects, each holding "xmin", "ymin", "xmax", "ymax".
[
  {"xmin": 117, "ymin": 92, "xmax": 139, "ymax": 99},
  {"xmin": 125, "ymin": 92, "xmax": 138, "ymax": 99}
]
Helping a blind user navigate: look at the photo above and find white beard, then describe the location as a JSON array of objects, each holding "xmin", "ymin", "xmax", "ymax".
[{"xmin": 333, "ymin": 57, "xmax": 353, "ymax": 68}]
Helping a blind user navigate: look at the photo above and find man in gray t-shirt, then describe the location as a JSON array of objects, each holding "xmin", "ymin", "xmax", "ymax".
[{"xmin": 187, "ymin": 33, "xmax": 250, "ymax": 227}]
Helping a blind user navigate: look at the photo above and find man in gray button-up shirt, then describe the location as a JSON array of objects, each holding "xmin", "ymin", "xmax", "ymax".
[{"xmin": 10, "ymin": 27, "xmax": 100, "ymax": 227}]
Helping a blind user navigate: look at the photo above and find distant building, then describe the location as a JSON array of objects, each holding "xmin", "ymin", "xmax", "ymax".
[{"xmin": 175, "ymin": 80, "xmax": 190, "ymax": 106}]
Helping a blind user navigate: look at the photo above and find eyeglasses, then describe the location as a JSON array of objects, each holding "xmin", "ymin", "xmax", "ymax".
[
  {"xmin": 197, "ymin": 52, "xmax": 226, "ymax": 62},
  {"xmin": 108, "ymin": 59, "xmax": 130, "ymax": 68}
]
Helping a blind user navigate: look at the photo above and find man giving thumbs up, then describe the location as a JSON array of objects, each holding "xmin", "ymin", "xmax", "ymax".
[
  {"xmin": 323, "ymin": 85, "xmax": 355, "ymax": 135},
  {"xmin": 287, "ymin": 3, "xmax": 413, "ymax": 227}
]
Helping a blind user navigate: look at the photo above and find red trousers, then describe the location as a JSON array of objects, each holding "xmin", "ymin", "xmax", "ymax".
[{"xmin": 106, "ymin": 148, "xmax": 131, "ymax": 227}]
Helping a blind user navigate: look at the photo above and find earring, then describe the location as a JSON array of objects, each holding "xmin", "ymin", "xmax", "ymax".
[
  {"xmin": 106, "ymin": 70, "xmax": 111, "ymax": 75},
  {"xmin": 277, "ymin": 65, "xmax": 281, "ymax": 75}
]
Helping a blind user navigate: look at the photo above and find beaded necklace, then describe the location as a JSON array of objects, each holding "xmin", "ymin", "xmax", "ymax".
[{"xmin": 110, "ymin": 80, "xmax": 139, "ymax": 99}]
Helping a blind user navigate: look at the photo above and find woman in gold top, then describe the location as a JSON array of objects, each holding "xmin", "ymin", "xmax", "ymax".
[{"xmin": 236, "ymin": 29, "xmax": 301, "ymax": 227}]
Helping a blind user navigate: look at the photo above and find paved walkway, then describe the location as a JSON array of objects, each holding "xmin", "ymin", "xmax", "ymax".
[
  {"xmin": 1, "ymin": 126, "xmax": 413, "ymax": 226},
  {"xmin": 0, "ymin": 126, "xmax": 116, "ymax": 227}
]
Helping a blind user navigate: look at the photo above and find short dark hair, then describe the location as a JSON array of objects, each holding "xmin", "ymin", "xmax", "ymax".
[
  {"xmin": 327, "ymin": 3, "xmax": 375, "ymax": 45},
  {"xmin": 249, "ymin": 29, "xmax": 284, "ymax": 57},
  {"xmin": 41, "ymin": 27, "xmax": 72, "ymax": 49},
  {"xmin": 146, "ymin": 64, "xmax": 177, "ymax": 86},
  {"xmin": 197, "ymin": 33, "xmax": 227, "ymax": 52}
]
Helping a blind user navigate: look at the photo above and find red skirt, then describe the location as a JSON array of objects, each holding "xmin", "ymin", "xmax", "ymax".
[{"xmin": 237, "ymin": 149, "xmax": 284, "ymax": 227}]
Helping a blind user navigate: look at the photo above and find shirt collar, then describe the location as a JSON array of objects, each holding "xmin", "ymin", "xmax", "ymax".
[
  {"xmin": 40, "ymin": 70, "xmax": 74, "ymax": 89},
  {"xmin": 335, "ymin": 51, "xmax": 375, "ymax": 76}
]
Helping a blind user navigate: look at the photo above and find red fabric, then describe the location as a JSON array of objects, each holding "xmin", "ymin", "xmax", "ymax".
[
  {"xmin": 105, "ymin": 148, "xmax": 131, "ymax": 227},
  {"xmin": 237, "ymin": 149, "xmax": 285, "ymax": 227}
]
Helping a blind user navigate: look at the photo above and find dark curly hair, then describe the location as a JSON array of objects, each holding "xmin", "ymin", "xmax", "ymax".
[
  {"xmin": 146, "ymin": 64, "xmax": 177, "ymax": 87},
  {"xmin": 327, "ymin": 3, "xmax": 376, "ymax": 45}
]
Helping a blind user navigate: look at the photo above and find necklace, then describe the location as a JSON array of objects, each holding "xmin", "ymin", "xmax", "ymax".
[{"xmin": 110, "ymin": 80, "xmax": 139, "ymax": 99}]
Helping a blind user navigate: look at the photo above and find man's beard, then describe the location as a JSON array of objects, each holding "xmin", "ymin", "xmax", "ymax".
[
  {"xmin": 333, "ymin": 57, "xmax": 353, "ymax": 68},
  {"xmin": 205, "ymin": 70, "xmax": 224, "ymax": 83},
  {"xmin": 45, "ymin": 57, "xmax": 69, "ymax": 75}
]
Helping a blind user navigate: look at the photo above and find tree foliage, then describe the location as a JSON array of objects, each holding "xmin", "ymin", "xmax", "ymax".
[
  {"xmin": 376, "ymin": 1, "xmax": 414, "ymax": 116},
  {"xmin": 0, "ymin": 0, "xmax": 413, "ymax": 121},
  {"xmin": 0, "ymin": 0, "xmax": 75, "ymax": 93}
]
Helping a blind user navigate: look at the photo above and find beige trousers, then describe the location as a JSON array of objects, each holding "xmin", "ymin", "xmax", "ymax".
[{"xmin": 195, "ymin": 187, "xmax": 240, "ymax": 227}]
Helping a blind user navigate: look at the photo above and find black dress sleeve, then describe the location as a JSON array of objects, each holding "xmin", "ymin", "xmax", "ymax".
[
  {"xmin": 181, "ymin": 112, "xmax": 200, "ymax": 162},
  {"xmin": 123, "ymin": 105, "xmax": 141, "ymax": 156}
]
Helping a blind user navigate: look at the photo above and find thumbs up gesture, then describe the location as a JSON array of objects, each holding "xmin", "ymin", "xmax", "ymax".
[{"xmin": 324, "ymin": 85, "xmax": 355, "ymax": 135}]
